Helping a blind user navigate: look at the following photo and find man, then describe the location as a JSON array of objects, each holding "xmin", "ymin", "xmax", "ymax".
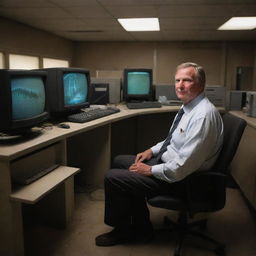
[{"xmin": 96, "ymin": 62, "xmax": 224, "ymax": 246}]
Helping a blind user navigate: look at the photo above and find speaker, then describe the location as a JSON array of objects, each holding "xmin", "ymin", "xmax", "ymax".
[
  {"xmin": 90, "ymin": 83, "xmax": 109, "ymax": 105},
  {"xmin": 246, "ymin": 92, "xmax": 256, "ymax": 117}
]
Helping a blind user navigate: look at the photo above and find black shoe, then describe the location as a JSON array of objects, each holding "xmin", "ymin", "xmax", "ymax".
[
  {"xmin": 95, "ymin": 227, "xmax": 133, "ymax": 246},
  {"xmin": 95, "ymin": 226, "xmax": 155, "ymax": 247}
]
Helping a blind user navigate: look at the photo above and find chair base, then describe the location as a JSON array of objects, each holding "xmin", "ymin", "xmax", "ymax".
[{"xmin": 161, "ymin": 214, "xmax": 226, "ymax": 256}]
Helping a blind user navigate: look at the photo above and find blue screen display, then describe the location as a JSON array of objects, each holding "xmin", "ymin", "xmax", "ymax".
[
  {"xmin": 63, "ymin": 73, "xmax": 88, "ymax": 106},
  {"xmin": 127, "ymin": 72, "xmax": 150, "ymax": 95},
  {"xmin": 11, "ymin": 77, "xmax": 45, "ymax": 120}
]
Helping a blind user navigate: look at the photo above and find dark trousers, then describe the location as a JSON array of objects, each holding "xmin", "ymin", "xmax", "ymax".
[{"xmin": 104, "ymin": 155, "xmax": 186, "ymax": 229}]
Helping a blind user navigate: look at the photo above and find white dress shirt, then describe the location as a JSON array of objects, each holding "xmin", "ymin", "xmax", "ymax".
[{"xmin": 151, "ymin": 93, "xmax": 224, "ymax": 183}]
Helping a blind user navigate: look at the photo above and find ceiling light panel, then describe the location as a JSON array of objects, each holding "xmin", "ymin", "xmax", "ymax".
[
  {"xmin": 218, "ymin": 17, "xmax": 256, "ymax": 30},
  {"xmin": 118, "ymin": 18, "xmax": 160, "ymax": 31}
]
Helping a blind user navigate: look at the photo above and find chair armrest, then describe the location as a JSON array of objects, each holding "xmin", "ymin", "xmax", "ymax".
[{"xmin": 185, "ymin": 171, "xmax": 227, "ymax": 214}]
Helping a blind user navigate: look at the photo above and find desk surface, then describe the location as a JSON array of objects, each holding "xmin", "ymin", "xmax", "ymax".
[
  {"xmin": 229, "ymin": 111, "xmax": 256, "ymax": 129},
  {"xmin": 0, "ymin": 104, "xmax": 181, "ymax": 160}
]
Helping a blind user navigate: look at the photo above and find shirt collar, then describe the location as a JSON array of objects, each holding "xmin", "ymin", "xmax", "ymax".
[{"xmin": 182, "ymin": 92, "xmax": 205, "ymax": 114}]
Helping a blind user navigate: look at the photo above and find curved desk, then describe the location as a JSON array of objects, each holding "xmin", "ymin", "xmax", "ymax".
[
  {"xmin": 0, "ymin": 104, "xmax": 181, "ymax": 256},
  {"xmin": 229, "ymin": 111, "xmax": 256, "ymax": 211}
]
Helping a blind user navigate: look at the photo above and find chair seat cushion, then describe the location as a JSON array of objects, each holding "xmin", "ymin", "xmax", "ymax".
[{"xmin": 148, "ymin": 195, "xmax": 187, "ymax": 211}]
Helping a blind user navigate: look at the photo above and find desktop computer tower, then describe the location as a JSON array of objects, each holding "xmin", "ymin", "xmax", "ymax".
[
  {"xmin": 90, "ymin": 83, "xmax": 109, "ymax": 105},
  {"xmin": 91, "ymin": 77, "xmax": 121, "ymax": 104},
  {"xmin": 204, "ymin": 86, "xmax": 226, "ymax": 107},
  {"xmin": 155, "ymin": 84, "xmax": 178, "ymax": 101},
  {"xmin": 228, "ymin": 90, "xmax": 247, "ymax": 110}
]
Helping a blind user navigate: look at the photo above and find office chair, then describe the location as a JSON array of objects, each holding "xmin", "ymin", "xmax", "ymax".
[{"xmin": 147, "ymin": 113, "xmax": 247, "ymax": 256}]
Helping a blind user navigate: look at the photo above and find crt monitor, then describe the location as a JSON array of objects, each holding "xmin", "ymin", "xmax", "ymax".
[
  {"xmin": 43, "ymin": 68, "xmax": 90, "ymax": 116},
  {"xmin": 0, "ymin": 69, "xmax": 48, "ymax": 134},
  {"xmin": 123, "ymin": 69, "xmax": 153, "ymax": 102}
]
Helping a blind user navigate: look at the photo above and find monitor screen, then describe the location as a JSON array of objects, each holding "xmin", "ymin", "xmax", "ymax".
[
  {"xmin": 123, "ymin": 69, "xmax": 153, "ymax": 102},
  {"xmin": 127, "ymin": 71, "xmax": 150, "ymax": 95},
  {"xmin": 11, "ymin": 76, "xmax": 46, "ymax": 120},
  {"xmin": 63, "ymin": 72, "xmax": 88, "ymax": 107},
  {"xmin": 43, "ymin": 68, "xmax": 90, "ymax": 117},
  {"xmin": 0, "ymin": 69, "xmax": 49, "ymax": 134}
]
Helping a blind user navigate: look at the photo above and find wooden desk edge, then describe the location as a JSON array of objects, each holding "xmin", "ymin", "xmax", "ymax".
[{"xmin": 229, "ymin": 111, "xmax": 256, "ymax": 129}]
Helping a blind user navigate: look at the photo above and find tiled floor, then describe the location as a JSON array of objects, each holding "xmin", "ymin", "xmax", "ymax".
[{"xmin": 24, "ymin": 188, "xmax": 256, "ymax": 256}]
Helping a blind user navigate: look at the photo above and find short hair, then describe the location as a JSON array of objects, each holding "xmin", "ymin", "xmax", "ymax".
[{"xmin": 176, "ymin": 62, "xmax": 206, "ymax": 87}]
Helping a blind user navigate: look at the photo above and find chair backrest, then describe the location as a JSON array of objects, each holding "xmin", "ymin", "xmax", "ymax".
[
  {"xmin": 187, "ymin": 113, "xmax": 247, "ymax": 213},
  {"xmin": 212, "ymin": 113, "xmax": 247, "ymax": 173}
]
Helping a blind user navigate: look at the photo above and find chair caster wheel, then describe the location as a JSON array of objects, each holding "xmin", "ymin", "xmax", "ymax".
[{"xmin": 214, "ymin": 245, "xmax": 225, "ymax": 256}]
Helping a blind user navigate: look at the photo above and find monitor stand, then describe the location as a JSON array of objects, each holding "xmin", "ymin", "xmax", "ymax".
[{"xmin": 0, "ymin": 128, "xmax": 42, "ymax": 144}]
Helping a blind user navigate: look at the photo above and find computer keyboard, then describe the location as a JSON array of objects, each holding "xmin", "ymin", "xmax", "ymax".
[
  {"xmin": 126, "ymin": 101, "xmax": 162, "ymax": 109},
  {"xmin": 161, "ymin": 100, "xmax": 183, "ymax": 106},
  {"xmin": 67, "ymin": 106, "xmax": 120, "ymax": 123}
]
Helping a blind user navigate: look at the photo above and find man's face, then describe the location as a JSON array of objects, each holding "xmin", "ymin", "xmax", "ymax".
[{"xmin": 175, "ymin": 67, "xmax": 203, "ymax": 104}]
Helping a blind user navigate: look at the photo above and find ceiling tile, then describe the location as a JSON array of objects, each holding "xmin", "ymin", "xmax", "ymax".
[
  {"xmin": 0, "ymin": 0, "xmax": 55, "ymax": 7},
  {"xmin": 76, "ymin": 18, "xmax": 122, "ymax": 31},
  {"xmin": 66, "ymin": 6, "xmax": 112, "ymax": 18},
  {"xmin": 49, "ymin": 0, "xmax": 99, "ymax": 7},
  {"xmin": 0, "ymin": 7, "xmax": 71, "ymax": 19},
  {"xmin": 129, "ymin": 31, "xmax": 164, "ymax": 41},
  {"xmin": 105, "ymin": 5, "xmax": 158, "ymax": 18},
  {"xmin": 157, "ymin": 4, "xmax": 248, "ymax": 17}
]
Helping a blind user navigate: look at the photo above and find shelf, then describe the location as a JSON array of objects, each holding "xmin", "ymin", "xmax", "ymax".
[{"xmin": 10, "ymin": 165, "xmax": 80, "ymax": 204}]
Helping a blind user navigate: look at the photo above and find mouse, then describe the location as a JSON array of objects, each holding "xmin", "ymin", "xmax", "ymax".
[{"xmin": 58, "ymin": 123, "xmax": 70, "ymax": 129}]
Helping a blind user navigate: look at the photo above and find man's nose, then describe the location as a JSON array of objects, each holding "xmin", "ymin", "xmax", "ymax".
[{"xmin": 176, "ymin": 81, "xmax": 184, "ymax": 88}]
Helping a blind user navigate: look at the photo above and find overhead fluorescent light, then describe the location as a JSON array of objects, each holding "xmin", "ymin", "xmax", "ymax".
[
  {"xmin": 218, "ymin": 17, "xmax": 256, "ymax": 30},
  {"xmin": 118, "ymin": 18, "xmax": 160, "ymax": 31}
]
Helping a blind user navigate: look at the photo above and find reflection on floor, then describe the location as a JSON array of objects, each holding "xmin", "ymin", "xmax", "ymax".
[{"xmin": 24, "ymin": 188, "xmax": 256, "ymax": 256}]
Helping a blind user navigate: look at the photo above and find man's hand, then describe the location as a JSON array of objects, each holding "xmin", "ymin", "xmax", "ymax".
[
  {"xmin": 129, "ymin": 162, "xmax": 152, "ymax": 176},
  {"xmin": 135, "ymin": 149, "xmax": 153, "ymax": 163}
]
